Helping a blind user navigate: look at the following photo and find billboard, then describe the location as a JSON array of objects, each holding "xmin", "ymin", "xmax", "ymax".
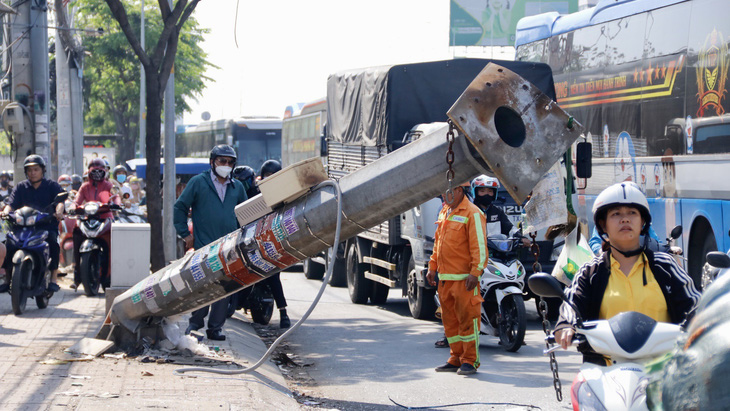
[{"xmin": 450, "ymin": 0, "xmax": 578, "ymax": 47}]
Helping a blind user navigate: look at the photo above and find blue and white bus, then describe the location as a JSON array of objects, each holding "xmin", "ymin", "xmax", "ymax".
[
  {"xmin": 176, "ymin": 117, "xmax": 282, "ymax": 173},
  {"xmin": 515, "ymin": 0, "xmax": 730, "ymax": 288}
]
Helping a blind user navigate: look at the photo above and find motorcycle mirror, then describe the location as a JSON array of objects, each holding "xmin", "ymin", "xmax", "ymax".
[
  {"xmin": 575, "ymin": 141, "xmax": 592, "ymax": 179},
  {"xmin": 55, "ymin": 192, "xmax": 69, "ymax": 203},
  {"xmin": 706, "ymin": 251, "xmax": 730, "ymax": 269},
  {"xmin": 528, "ymin": 273, "xmax": 566, "ymax": 300},
  {"xmin": 670, "ymin": 225, "xmax": 683, "ymax": 240}
]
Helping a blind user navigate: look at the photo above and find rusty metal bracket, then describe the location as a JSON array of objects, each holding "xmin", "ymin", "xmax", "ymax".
[{"xmin": 447, "ymin": 63, "xmax": 584, "ymax": 204}]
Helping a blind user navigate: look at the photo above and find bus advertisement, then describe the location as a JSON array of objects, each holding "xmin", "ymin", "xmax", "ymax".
[{"xmin": 515, "ymin": 0, "xmax": 730, "ymax": 287}]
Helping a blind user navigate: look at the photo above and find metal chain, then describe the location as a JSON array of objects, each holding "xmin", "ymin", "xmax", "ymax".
[
  {"xmin": 445, "ymin": 120, "xmax": 456, "ymax": 204},
  {"xmin": 530, "ymin": 233, "xmax": 562, "ymax": 402}
]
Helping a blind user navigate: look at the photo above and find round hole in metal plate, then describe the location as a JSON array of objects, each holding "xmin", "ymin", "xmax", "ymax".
[{"xmin": 494, "ymin": 106, "xmax": 526, "ymax": 148}]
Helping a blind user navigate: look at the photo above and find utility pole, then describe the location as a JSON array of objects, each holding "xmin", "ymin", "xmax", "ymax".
[
  {"xmin": 55, "ymin": 0, "xmax": 85, "ymax": 177},
  {"xmin": 163, "ymin": 0, "xmax": 176, "ymax": 263},
  {"xmin": 9, "ymin": 0, "xmax": 35, "ymax": 179},
  {"xmin": 138, "ymin": 0, "xmax": 146, "ymax": 158},
  {"xmin": 29, "ymin": 0, "xmax": 50, "ymax": 173}
]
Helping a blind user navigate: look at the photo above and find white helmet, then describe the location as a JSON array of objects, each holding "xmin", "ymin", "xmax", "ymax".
[
  {"xmin": 592, "ymin": 182, "xmax": 651, "ymax": 237},
  {"xmin": 471, "ymin": 174, "xmax": 499, "ymax": 193}
]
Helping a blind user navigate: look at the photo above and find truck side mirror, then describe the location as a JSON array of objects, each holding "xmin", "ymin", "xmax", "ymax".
[{"xmin": 575, "ymin": 142, "xmax": 592, "ymax": 179}]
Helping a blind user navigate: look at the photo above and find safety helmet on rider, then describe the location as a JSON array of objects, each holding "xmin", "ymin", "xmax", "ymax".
[
  {"xmin": 209, "ymin": 145, "xmax": 237, "ymax": 163},
  {"xmin": 0, "ymin": 170, "xmax": 10, "ymax": 188},
  {"xmin": 112, "ymin": 165, "xmax": 128, "ymax": 183},
  {"xmin": 592, "ymin": 182, "xmax": 651, "ymax": 238},
  {"xmin": 232, "ymin": 165, "xmax": 255, "ymax": 183},
  {"xmin": 71, "ymin": 174, "xmax": 83, "ymax": 191},
  {"xmin": 23, "ymin": 154, "xmax": 46, "ymax": 176},
  {"xmin": 259, "ymin": 159, "xmax": 282, "ymax": 179},
  {"xmin": 88, "ymin": 158, "xmax": 107, "ymax": 182},
  {"xmin": 58, "ymin": 174, "xmax": 72, "ymax": 191}
]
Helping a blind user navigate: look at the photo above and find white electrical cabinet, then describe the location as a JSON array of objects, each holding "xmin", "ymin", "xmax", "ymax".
[{"xmin": 110, "ymin": 223, "xmax": 151, "ymax": 288}]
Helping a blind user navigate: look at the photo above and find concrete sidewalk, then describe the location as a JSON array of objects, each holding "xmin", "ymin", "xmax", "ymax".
[{"xmin": 0, "ymin": 276, "xmax": 300, "ymax": 410}]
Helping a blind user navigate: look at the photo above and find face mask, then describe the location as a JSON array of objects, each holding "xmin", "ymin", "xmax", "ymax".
[
  {"xmin": 89, "ymin": 169, "xmax": 105, "ymax": 181},
  {"xmin": 0, "ymin": 180, "xmax": 7, "ymax": 188},
  {"xmin": 215, "ymin": 165, "xmax": 232, "ymax": 178},
  {"xmin": 475, "ymin": 193, "xmax": 495, "ymax": 208},
  {"xmin": 116, "ymin": 174, "xmax": 127, "ymax": 183}
]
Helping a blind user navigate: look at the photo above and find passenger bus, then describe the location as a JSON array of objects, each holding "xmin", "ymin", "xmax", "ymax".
[
  {"xmin": 176, "ymin": 117, "xmax": 282, "ymax": 172},
  {"xmin": 281, "ymin": 98, "xmax": 326, "ymax": 167},
  {"xmin": 515, "ymin": 0, "xmax": 730, "ymax": 287}
]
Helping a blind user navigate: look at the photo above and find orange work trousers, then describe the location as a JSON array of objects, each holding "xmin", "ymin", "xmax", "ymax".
[{"xmin": 439, "ymin": 278, "xmax": 482, "ymax": 368}]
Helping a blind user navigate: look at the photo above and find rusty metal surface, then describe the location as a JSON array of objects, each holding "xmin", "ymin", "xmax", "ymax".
[{"xmin": 447, "ymin": 63, "xmax": 584, "ymax": 204}]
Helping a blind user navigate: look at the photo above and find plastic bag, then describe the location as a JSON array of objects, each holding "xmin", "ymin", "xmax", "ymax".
[{"xmin": 552, "ymin": 226, "xmax": 594, "ymax": 286}]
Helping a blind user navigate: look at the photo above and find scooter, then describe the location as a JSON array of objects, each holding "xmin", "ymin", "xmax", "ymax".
[
  {"xmin": 3, "ymin": 192, "xmax": 68, "ymax": 315},
  {"xmin": 434, "ymin": 234, "xmax": 527, "ymax": 352},
  {"xmin": 480, "ymin": 234, "xmax": 527, "ymax": 352},
  {"xmin": 70, "ymin": 201, "xmax": 120, "ymax": 296},
  {"xmin": 528, "ymin": 273, "xmax": 682, "ymax": 411}
]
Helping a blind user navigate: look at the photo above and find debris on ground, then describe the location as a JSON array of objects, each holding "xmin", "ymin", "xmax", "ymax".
[{"xmin": 65, "ymin": 337, "xmax": 115, "ymax": 357}]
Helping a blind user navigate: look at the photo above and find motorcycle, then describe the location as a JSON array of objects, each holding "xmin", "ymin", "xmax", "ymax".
[
  {"xmin": 701, "ymin": 249, "xmax": 730, "ymax": 289},
  {"xmin": 70, "ymin": 201, "xmax": 121, "ymax": 296},
  {"xmin": 227, "ymin": 282, "xmax": 275, "ymax": 325},
  {"xmin": 480, "ymin": 234, "xmax": 528, "ymax": 352},
  {"xmin": 3, "ymin": 192, "xmax": 68, "ymax": 315},
  {"xmin": 646, "ymin": 225, "xmax": 684, "ymax": 264},
  {"xmin": 435, "ymin": 234, "xmax": 527, "ymax": 352},
  {"xmin": 529, "ymin": 273, "xmax": 682, "ymax": 411}
]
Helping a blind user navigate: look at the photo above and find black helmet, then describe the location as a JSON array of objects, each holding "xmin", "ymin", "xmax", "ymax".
[
  {"xmin": 71, "ymin": 174, "xmax": 83, "ymax": 190},
  {"xmin": 259, "ymin": 159, "xmax": 282, "ymax": 178},
  {"xmin": 209, "ymin": 145, "xmax": 237, "ymax": 163},
  {"xmin": 23, "ymin": 154, "xmax": 46, "ymax": 174},
  {"xmin": 232, "ymin": 165, "xmax": 255, "ymax": 182},
  {"xmin": 0, "ymin": 170, "xmax": 9, "ymax": 179}
]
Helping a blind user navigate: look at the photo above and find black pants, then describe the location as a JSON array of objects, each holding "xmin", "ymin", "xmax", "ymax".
[
  {"xmin": 189, "ymin": 296, "xmax": 231, "ymax": 333},
  {"xmin": 261, "ymin": 272, "xmax": 287, "ymax": 309},
  {"xmin": 3, "ymin": 233, "xmax": 60, "ymax": 272}
]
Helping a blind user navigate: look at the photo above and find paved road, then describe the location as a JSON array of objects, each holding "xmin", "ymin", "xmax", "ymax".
[
  {"xmin": 280, "ymin": 270, "xmax": 582, "ymax": 410},
  {"xmin": 0, "ymin": 274, "xmax": 298, "ymax": 410}
]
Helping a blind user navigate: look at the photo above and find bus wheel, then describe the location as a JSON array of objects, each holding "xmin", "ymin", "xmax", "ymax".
[{"xmin": 689, "ymin": 220, "xmax": 717, "ymax": 291}]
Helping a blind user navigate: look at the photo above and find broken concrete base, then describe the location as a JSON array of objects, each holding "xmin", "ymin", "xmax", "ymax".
[{"xmin": 96, "ymin": 315, "xmax": 166, "ymax": 353}]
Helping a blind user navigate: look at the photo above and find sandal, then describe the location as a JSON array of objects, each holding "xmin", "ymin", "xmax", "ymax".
[{"xmin": 435, "ymin": 336, "xmax": 449, "ymax": 348}]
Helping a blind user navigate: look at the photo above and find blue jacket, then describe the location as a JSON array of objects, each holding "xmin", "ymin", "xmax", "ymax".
[{"xmin": 173, "ymin": 170, "xmax": 247, "ymax": 250}]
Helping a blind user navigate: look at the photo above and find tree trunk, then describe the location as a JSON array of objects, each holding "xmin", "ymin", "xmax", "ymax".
[{"xmin": 145, "ymin": 77, "xmax": 165, "ymax": 271}]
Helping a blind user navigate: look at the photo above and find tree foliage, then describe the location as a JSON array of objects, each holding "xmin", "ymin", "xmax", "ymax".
[
  {"xmin": 104, "ymin": 0, "xmax": 202, "ymax": 271},
  {"xmin": 77, "ymin": 0, "xmax": 212, "ymax": 163}
]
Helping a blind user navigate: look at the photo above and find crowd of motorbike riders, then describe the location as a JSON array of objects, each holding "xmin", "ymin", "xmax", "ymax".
[{"xmin": 0, "ymin": 155, "xmax": 147, "ymax": 298}]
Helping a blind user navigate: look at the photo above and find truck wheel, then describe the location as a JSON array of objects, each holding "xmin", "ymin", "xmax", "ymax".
[
  {"xmin": 406, "ymin": 256, "xmax": 436, "ymax": 320},
  {"xmin": 346, "ymin": 243, "xmax": 371, "ymax": 304},
  {"xmin": 303, "ymin": 258, "xmax": 325, "ymax": 280},
  {"xmin": 327, "ymin": 247, "xmax": 347, "ymax": 287},
  {"xmin": 689, "ymin": 221, "xmax": 717, "ymax": 291},
  {"xmin": 370, "ymin": 282, "xmax": 389, "ymax": 305}
]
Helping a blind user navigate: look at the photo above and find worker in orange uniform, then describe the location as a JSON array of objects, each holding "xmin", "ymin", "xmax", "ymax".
[{"xmin": 427, "ymin": 181, "xmax": 487, "ymax": 376}]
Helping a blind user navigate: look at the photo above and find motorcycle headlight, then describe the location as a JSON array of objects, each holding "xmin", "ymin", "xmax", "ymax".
[
  {"xmin": 14, "ymin": 213, "xmax": 24, "ymax": 226},
  {"xmin": 26, "ymin": 215, "xmax": 37, "ymax": 226},
  {"xmin": 84, "ymin": 202, "xmax": 100, "ymax": 215}
]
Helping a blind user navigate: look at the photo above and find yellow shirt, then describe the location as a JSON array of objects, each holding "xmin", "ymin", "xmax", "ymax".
[{"xmin": 599, "ymin": 254, "xmax": 670, "ymax": 322}]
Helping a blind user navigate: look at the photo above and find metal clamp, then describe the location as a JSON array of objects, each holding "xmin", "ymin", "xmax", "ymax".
[{"xmin": 300, "ymin": 190, "xmax": 333, "ymax": 249}]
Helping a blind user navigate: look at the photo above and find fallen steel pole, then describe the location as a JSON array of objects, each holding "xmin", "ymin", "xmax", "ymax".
[{"xmin": 106, "ymin": 64, "xmax": 583, "ymax": 334}]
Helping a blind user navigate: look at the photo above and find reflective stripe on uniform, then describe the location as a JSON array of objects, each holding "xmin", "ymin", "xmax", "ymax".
[
  {"xmin": 438, "ymin": 273, "xmax": 471, "ymax": 281},
  {"xmin": 472, "ymin": 211, "xmax": 487, "ymax": 272},
  {"xmin": 448, "ymin": 215, "xmax": 468, "ymax": 224}
]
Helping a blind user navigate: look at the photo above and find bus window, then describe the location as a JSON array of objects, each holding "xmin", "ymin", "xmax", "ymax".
[{"xmin": 694, "ymin": 124, "xmax": 730, "ymax": 154}]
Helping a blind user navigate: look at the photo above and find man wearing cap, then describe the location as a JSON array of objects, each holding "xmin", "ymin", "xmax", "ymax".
[{"xmin": 427, "ymin": 181, "xmax": 488, "ymax": 376}]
